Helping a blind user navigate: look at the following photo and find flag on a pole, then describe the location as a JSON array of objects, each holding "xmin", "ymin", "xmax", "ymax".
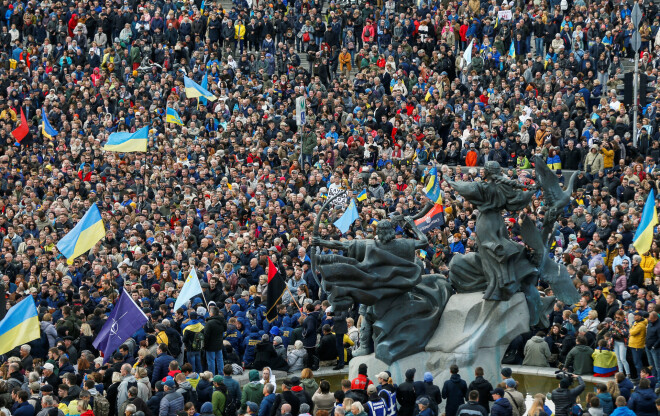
[
  {"xmin": 41, "ymin": 108, "xmax": 58, "ymax": 140},
  {"xmin": 333, "ymin": 199, "xmax": 359, "ymax": 234},
  {"xmin": 463, "ymin": 39, "xmax": 474, "ymax": 65},
  {"xmin": 266, "ymin": 257, "xmax": 286, "ymax": 322},
  {"xmin": 173, "ymin": 268, "xmax": 203, "ymax": 311},
  {"xmin": 415, "ymin": 203, "xmax": 445, "ymax": 233},
  {"xmin": 93, "ymin": 288, "xmax": 148, "ymax": 363},
  {"xmin": 423, "ymin": 167, "xmax": 444, "ymax": 205},
  {"xmin": 103, "ymin": 126, "xmax": 149, "ymax": 152},
  {"xmin": 165, "ymin": 108, "xmax": 184, "ymax": 125},
  {"xmin": 357, "ymin": 190, "xmax": 367, "ymax": 201},
  {"xmin": 56, "ymin": 204, "xmax": 106, "ymax": 265},
  {"xmin": 0, "ymin": 296, "xmax": 40, "ymax": 355},
  {"xmin": 425, "ymin": 86, "xmax": 435, "ymax": 102},
  {"xmin": 633, "ymin": 189, "xmax": 658, "ymax": 255},
  {"xmin": 11, "ymin": 108, "xmax": 28, "ymax": 143},
  {"xmin": 184, "ymin": 76, "xmax": 217, "ymax": 102}
]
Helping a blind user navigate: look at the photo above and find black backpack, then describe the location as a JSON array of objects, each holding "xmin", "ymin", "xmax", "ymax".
[{"xmin": 191, "ymin": 331, "xmax": 205, "ymax": 351}]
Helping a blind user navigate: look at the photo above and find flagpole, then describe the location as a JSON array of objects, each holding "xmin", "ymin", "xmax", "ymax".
[{"xmin": 285, "ymin": 285, "xmax": 302, "ymax": 312}]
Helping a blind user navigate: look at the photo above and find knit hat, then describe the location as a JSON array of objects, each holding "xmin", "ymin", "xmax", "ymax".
[
  {"xmin": 249, "ymin": 370, "xmax": 260, "ymax": 382},
  {"xmin": 200, "ymin": 403, "xmax": 213, "ymax": 413}
]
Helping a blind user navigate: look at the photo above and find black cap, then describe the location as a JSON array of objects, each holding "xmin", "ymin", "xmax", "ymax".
[{"xmin": 491, "ymin": 387, "xmax": 505, "ymax": 396}]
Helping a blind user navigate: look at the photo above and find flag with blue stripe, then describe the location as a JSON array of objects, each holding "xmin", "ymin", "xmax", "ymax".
[
  {"xmin": 103, "ymin": 125, "xmax": 149, "ymax": 152},
  {"xmin": 0, "ymin": 297, "xmax": 40, "ymax": 355},
  {"xmin": 166, "ymin": 107, "xmax": 184, "ymax": 125},
  {"xmin": 41, "ymin": 108, "xmax": 58, "ymax": 140},
  {"xmin": 184, "ymin": 76, "xmax": 217, "ymax": 102},
  {"xmin": 633, "ymin": 189, "xmax": 658, "ymax": 255},
  {"xmin": 424, "ymin": 167, "xmax": 444, "ymax": 205},
  {"xmin": 56, "ymin": 204, "xmax": 106, "ymax": 264}
]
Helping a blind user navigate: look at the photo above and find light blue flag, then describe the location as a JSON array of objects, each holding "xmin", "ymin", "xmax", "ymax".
[
  {"xmin": 199, "ymin": 73, "xmax": 209, "ymax": 106},
  {"xmin": 333, "ymin": 199, "xmax": 359, "ymax": 234},
  {"xmin": 174, "ymin": 267, "xmax": 204, "ymax": 311}
]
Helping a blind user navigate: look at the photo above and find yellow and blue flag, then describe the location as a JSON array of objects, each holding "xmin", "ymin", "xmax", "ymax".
[
  {"xmin": 199, "ymin": 73, "xmax": 209, "ymax": 106},
  {"xmin": 41, "ymin": 108, "xmax": 58, "ymax": 140},
  {"xmin": 419, "ymin": 249, "xmax": 427, "ymax": 259},
  {"xmin": 425, "ymin": 86, "xmax": 435, "ymax": 102},
  {"xmin": 173, "ymin": 267, "xmax": 203, "ymax": 311},
  {"xmin": 424, "ymin": 167, "xmax": 444, "ymax": 205},
  {"xmin": 633, "ymin": 189, "xmax": 658, "ymax": 255},
  {"xmin": 0, "ymin": 297, "xmax": 40, "ymax": 355},
  {"xmin": 357, "ymin": 189, "xmax": 367, "ymax": 201},
  {"xmin": 103, "ymin": 126, "xmax": 149, "ymax": 152},
  {"xmin": 166, "ymin": 107, "xmax": 184, "ymax": 125},
  {"xmin": 333, "ymin": 199, "xmax": 359, "ymax": 234},
  {"xmin": 509, "ymin": 41, "xmax": 516, "ymax": 58},
  {"xmin": 56, "ymin": 204, "xmax": 106, "ymax": 264},
  {"xmin": 184, "ymin": 76, "xmax": 217, "ymax": 102}
]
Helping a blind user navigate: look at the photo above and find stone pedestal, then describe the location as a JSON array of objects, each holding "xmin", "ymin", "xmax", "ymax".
[{"xmin": 349, "ymin": 292, "xmax": 529, "ymax": 384}]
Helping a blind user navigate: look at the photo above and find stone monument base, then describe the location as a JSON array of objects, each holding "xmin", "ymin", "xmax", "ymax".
[{"xmin": 349, "ymin": 292, "xmax": 530, "ymax": 384}]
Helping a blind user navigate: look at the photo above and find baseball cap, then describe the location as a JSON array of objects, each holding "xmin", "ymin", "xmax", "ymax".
[{"xmin": 491, "ymin": 387, "xmax": 505, "ymax": 396}]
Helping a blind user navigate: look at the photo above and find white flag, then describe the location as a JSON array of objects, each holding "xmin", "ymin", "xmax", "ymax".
[
  {"xmin": 463, "ymin": 40, "xmax": 474, "ymax": 65},
  {"xmin": 173, "ymin": 268, "xmax": 203, "ymax": 311}
]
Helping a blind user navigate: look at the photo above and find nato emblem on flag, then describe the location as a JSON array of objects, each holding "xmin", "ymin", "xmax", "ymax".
[{"xmin": 93, "ymin": 288, "xmax": 148, "ymax": 363}]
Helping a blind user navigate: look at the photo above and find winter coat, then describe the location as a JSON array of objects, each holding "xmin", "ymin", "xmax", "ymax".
[
  {"xmin": 610, "ymin": 406, "xmax": 636, "ymax": 416},
  {"xmin": 503, "ymin": 389, "xmax": 526, "ymax": 416},
  {"xmin": 302, "ymin": 312, "xmax": 319, "ymax": 348},
  {"xmin": 551, "ymin": 377, "xmax": 586, "ymax": 416},
  {"xmin": 441, "ymin": 374, "xmax": 467, "ymax": 416},
  {"xmin": 565, "ymin": 345, "xmax": 594, "ymax": 375},
  {"xmin": 468, "ymin": 377, "xmax": 493, "ymax": 413},
  {"xmin": 596, "ymin": 393, "xmax": 614, "ymax": 415},
  {"xmin": 204, "ymin": 316, "xmax": 227, "ymax": 351},
  {"xmin": 159, "ymin": 390, "xmax": 184, "ymax": 416},
  {"xmin": 152, "ymin": 353, "xmax": 175, "ymax": 383},
  {"xmin": 490, "ymin": 398, "xmax": 512, "ymax": 416},
  {"xmin": 626, "ymin": 387, "xmax": 657, "ymax": 416},
  {"xmin": 629, "ymin": 319, "xmax": 648, "ymax": 349},
  {"xmin": 287, "ymin": 349, "xmax": 307, "ymax": 372},
  {"xmin": 523, "ymin": 336, "xmax": 551, "ymax": 366},
  {"xmin": 241, "ymin": 382, "xmax": 265, "ymax": 412},
  {"xmin": 197, "ymin": 380, "xmax": 213, "ymax": 405}
]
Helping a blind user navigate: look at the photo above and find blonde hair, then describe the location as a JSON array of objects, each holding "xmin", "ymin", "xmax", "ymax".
[{"xmin": 528, "ymin": 397, "xmax": 545, "ymax": 416}]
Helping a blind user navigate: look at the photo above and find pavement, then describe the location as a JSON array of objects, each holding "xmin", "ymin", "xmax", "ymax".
[{"xmin": 509, "ymin": 364, "xmax": 614, "ymax": 383}]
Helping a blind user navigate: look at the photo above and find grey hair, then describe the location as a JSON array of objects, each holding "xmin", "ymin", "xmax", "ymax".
[{"xmin": 126, "ymin": 404, "xmax": 137, "ymax": 414}]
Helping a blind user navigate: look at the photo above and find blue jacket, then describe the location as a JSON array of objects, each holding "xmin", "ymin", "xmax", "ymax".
[
  {"xmin": 617, "ymin": 378, "xmax": 634, "ymax": 401},
  {"xmin": 610, "ymin": 406, "xmax": 636, "ymax": 416},
  {"xmin": 13, "ymin": 402, "xmax": 35, "ymax": 416},
  {"xmin": 627, "ymin": 387, "xmax": 657, "ymax": 416},
  {"xmin": 597, "ymin": 393, "xmax": 613, "ymax": 415},
  {"xmin": 490, "ymin": 398, "xmax": 512, "ymax": 416},
  {"xmin": 259, "ymin": 394, "xmax": 277, "ymax": 416},
  {"xmin": 152, "ymin": 353, "xmax": 175, "ymax": 383}
]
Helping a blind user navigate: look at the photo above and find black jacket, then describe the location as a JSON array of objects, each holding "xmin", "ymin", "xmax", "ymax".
[
  {"xmin": 396, "ymin": 380, "xmax": 416, "ymax": 416},
  {"xmin": 468, "ymin": 377, "xmax": 493, "ymax": 413},
  {"xmin": 204, "ymin": 315, "xmax": 227, "ymax": 351},
  {"xmin": 490, "ymin": 398, "xmax": 512, "ymax": 416},
  {"xmin": 442, "ymin": 374, "xmax": 467, "ymax": 416},
  {"xmin": 551, "ymin": 377, "xmax": 585, "ymax": 416}
]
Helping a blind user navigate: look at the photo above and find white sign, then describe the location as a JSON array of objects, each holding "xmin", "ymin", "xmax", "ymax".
[
  {"xmin": 295, "ymin": 96, "xmax": 306, "ymax": 126},
  {"xmin": 498, "ymin": 10, "xmax": 512, "ymax": 20}
]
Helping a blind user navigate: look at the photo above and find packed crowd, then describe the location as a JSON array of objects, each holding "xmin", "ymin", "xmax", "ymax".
[{"xmin": 2, "ymin": 0, "xmax": 660, "ymax": 412}]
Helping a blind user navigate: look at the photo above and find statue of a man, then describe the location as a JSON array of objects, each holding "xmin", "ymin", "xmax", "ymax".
[{"xmin": 312, "ymin": 218, "xmax": 451, "ymax": 364}]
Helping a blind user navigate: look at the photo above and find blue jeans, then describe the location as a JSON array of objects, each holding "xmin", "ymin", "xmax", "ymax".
[
  {"xmin": 614, "ymin": 341, "xmax": 631, "ymax": 375},
  {"xmin": 188, "ymin": 351, "xmax": 202, "ymax": 373},
  {"xmin": 206, "ymin": 350, "xmax": 224, "ymax": 375},
  {"xmin": 647, "ymin": 347, "xmax": 660, "ymax": 377},
  {"xmin": 535, "ymin": 37, "xmax": 544, "ymax": 56},
  {"xmin": 631, "ymin": 347, "xmax": 645, "ymax": 377}
]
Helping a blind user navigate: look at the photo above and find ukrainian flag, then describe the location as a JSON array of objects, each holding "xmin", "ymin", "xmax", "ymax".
[
  {"xmin": 199, "ymin": 73, "xmax": 209, "ymax": 106},
  {"xmin": 0, "ymin": 297, "xmax": 40, "ymax": 355},
  {"xmin": 103, "ymin": 126, "xmax": 149, "ymax": 152},
  {"xmin": 166, "ymin": 107, "xmax": 184, "ymax": 125},
  {"xmin": 56, "ymin": 204, "xmax": 106, "ymax": 264},
  {"xmin": 419, "ymin": 249, "xmax": 427, "ymax": 259},
  {"xmin": 41, "ymin": 108, "xmax": 58, "ymax": 140},
  {"xmin": 424, "ymin": 167, "xmax": 444, "ymax": 205},
  {"xmin": 425, "ymin": 86, "xmax": 435, "ymax": 102},
  {"xmin": 633, "ymin": 189, "xmax": 658, "ymax": 255},
  {"xmin": 357, "ymin": 189, "xmax": 367, "ymax": 201},
  {"xmin": 509, "ymin": 41, "xmax": 516, "ymax": 58},
  {"xmin": 184, "ymin": 76, "xmax": 217, "ymax": 102}
]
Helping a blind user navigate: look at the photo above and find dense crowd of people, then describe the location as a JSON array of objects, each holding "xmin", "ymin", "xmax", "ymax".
[{"xmin": 2, "ymin": 0, "xmax": 660, "ymax": 412}]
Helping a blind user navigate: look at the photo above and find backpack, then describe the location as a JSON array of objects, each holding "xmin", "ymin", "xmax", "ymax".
[
  {"xmin": 93, "ymin": 394, "xmax": 110, "ymax": 416},
  {"xmin": 191, "ymin": 331, "xmax": 205, "ymax": 351}
]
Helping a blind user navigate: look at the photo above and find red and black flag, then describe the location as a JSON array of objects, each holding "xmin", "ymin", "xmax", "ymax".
[{"xmin": 266, "ymin": 257, "xmax": 286, "ymax": 322}]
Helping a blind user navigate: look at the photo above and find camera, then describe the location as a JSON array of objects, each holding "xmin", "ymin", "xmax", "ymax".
[{"xmin": 555, "ymin": 370, "xmax": 573, "ymax": 380}]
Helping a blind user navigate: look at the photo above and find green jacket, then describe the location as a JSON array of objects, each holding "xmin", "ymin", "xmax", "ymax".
[
  {"xmin": 212, "ymin": 389, "xmax": 227, "ymax": 416},
  {"xmin": 565, "ymin": 344, "xmax": 594, "ymax": 375},
  {"xmin": 302, "ymin": 131, "xmax": 316, "ymax": 155},
  {"xmin": 301, "ymin": 378, "xmax": 319, "ymax": 398},
  {"xmin": 240, "ymin": 383, "xmax": 264, "ymax": 412}
]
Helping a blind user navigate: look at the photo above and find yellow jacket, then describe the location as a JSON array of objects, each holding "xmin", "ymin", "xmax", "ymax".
[
  {"xmin": 629, "ymin": 318, "xmax": 648, "ymax": 349},
  {"xmin": 339, "ymin": 52, "xmax": 352, "ymax": 71},
  {"xmin": 156, "ymin": 331, "xmax": 169, "ymax": 345},
  {"xmin": 235, "ymin": 24, "xmax": 245, "ymax": 40},
  {"xmin": 0, "ymin": 108, "xmax": 17, "ymax": 122},
  {"xmin": 641, "ymin": 255, "xmax": 657, "ymax": 281},
  {"xmin": 601, "ymin": 148, "xmax": 614, "ymax": 168}
]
